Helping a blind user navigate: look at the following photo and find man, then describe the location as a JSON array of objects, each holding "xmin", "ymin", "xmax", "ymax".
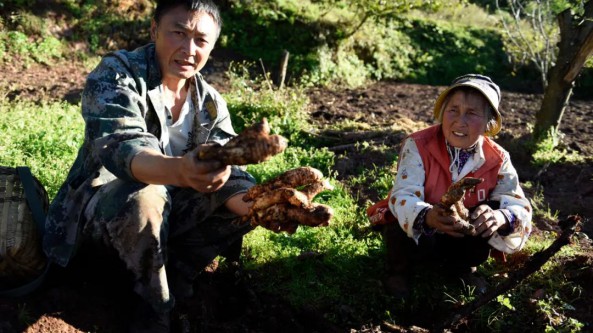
[{"xmin": 43, "ymin": 0, "xmax": 254, "ymax": 330}]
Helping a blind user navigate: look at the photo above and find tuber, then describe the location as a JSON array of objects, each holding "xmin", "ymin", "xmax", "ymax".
[
  {"xmin": 241, "ymin": 167, "xmax": 334, "ymax": 233},
  {"xmin": 436, "ymin": 177, "xmax": 483, "ymax": 235},
  {"xmin": 243, "ymin": 166, "xmax": 329, "ymax": 201},
  {"xmin": 198, "ymin": 118, "xmax": 287, "ymax": 165}
]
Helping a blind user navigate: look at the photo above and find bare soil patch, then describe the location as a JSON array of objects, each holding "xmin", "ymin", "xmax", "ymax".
[{"xmin": 1, "ymin": 53, "xmax": 592, "ymax": 332}]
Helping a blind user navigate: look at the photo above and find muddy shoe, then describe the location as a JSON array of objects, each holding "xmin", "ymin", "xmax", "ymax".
[
  {"xmin": 383, "ymin": 274, "xmax": 410, "ymax": 300},
  {"xmin": 129, "ymin": 300, "xmax": 171, "ymax": 333}
]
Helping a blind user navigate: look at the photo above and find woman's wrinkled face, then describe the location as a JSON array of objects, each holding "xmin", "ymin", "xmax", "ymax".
[
  {"xmin": 441, "ymin": 90, "xmax": 489, "ymax": 149},
  {"xmin": 151, "ymin": 5, "xmax": 218, "ymax": 83}
]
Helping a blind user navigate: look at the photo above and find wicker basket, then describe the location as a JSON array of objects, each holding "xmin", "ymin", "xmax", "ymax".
[{"xmin": 0, "ymin": 166, "xmax": 49, "ymax": 289}]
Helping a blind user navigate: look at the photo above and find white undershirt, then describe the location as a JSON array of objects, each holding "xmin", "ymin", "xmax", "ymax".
[{"xmin": 165, "ymin": 93, "xmax": 194, "ymax": 156}]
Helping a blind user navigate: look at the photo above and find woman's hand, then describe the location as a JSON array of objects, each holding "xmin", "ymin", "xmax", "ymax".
[
  {"xmin": 470, "ymin": 204, "xmax": 507, "ymax": 237},
  {"xmin": 425, "ymin": 205, "xmax": 467, "ymax": 238}
]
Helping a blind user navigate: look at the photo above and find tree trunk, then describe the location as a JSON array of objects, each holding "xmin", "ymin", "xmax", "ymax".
[
  {"xmin": 534, "ymin": 59, "xmax": 573, "ymax": 141},
  {"xmin": 534, "ymin": 1, "xmax": 593, "ymax": 141}
]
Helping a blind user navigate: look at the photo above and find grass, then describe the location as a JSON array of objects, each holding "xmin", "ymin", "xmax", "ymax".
[
  {"xmin": 0, "ymin": 99, "xmax": 83, "ymax": 198},
  {"xmin": 530, "ymin": 129, "xmax": 586, "ymax": 166}
]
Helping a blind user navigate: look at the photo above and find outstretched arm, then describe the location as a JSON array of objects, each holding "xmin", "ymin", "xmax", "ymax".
[{"xmin": 131, "ymin": 146, "xmax": 231, "ymax": 193}]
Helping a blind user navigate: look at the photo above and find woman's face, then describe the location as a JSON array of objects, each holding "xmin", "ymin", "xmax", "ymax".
[{"xmin": 441, "ymin": 90, "xmax": 489, "ymax": 149}]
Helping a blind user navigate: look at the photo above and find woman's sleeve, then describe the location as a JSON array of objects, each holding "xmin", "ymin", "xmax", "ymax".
[
  {"xmin": 388, "ymin": 138, "xmax": 432, "ymax": 243},
  {"xmin": 488, "ymin": 151, "xmax": 533, "ymax": 253}
]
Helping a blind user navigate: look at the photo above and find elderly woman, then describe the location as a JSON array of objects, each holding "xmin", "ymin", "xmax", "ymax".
[{"xmin": 382, "ymin": 74, "xmax": 532, "ymax": 298}]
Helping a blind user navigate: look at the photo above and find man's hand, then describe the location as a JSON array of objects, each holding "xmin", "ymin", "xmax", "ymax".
[
  {"xmin": 181, "ymin": 147, "xmax": 231, "ymax": 192},
  {"xmin": 130, "ymin": 146, "xmax": 230, "ymax": 192},
  {"xmin": 470, "ymin": 204, "xmax": 507, "ymax": 237}
]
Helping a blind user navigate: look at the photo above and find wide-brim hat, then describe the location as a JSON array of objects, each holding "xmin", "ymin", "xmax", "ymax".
[{"xmin": 433, "ymin": 74, "xmax": 502, "ymax": 136}]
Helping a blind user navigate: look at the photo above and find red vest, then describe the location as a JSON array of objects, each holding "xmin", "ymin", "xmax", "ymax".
[{"xmin": 409, "ymin": 125, "xmax": 505, "ymax": 208}]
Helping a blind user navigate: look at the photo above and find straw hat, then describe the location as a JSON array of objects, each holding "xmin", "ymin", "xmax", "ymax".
[{"xmin": 433, "ymin": 74, "xmax": 502, "ymax": 136}]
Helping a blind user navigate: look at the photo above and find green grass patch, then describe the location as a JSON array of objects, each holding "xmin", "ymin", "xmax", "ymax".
[
  {"xmin": 0, "ymin": 99, "xmax": 83, "ymax": 199},
  {"xmin": 530, "ymin": 130, "xmax": 586, "ymax": 166}
]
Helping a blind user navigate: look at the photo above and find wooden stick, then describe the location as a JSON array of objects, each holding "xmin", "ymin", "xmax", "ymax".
[
  {"xmin": 277, "ymin": 50, "xmax": 289, "ymax": 89},
  {"xmin": 259, "ymin": 58, "xmax": 274, "ymax": 92},
  {"xmin": 434, "ymin": 215, "xmax": 582, "ymax": 332}
]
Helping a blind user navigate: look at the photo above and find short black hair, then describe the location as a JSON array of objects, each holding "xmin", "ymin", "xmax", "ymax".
[{"xmin": 154, "ymin": 0, "xmax": 222, "ymax": 39}]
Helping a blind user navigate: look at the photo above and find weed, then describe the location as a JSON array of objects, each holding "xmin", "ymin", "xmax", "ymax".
[
  {"xmin": 33, "ymin": 36, "xmax": 63, "ymax": 65},
  {"xmin": 524, "ymin": 181, "xmax": 559, "ymax": 222},
  {"xmin": 17, "ymin": 303, "xmax": 33, "ymax": 326},
  {"xmin": 529, "ymin": 128, "xmax": 585, "ymax": 166},
  {"xmin": 9, "ymin": 10, "xmax": 47, "ymax": 37},
  {"xmin": 225, "ymin": 61, "xmax": 311, "ymax": 145}
]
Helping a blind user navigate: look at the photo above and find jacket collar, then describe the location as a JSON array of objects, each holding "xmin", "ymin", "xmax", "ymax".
[{"xmin": 425, "ymin": 125, "xmax": 501, "ymax": 179}]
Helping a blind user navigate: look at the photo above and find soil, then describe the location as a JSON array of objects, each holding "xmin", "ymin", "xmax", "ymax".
[{"xmin": 1, "ymin": 50, "xmax": 592, "ymax": 333}]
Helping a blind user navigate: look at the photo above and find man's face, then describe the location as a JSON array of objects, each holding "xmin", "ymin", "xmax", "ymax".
[
  {"xmin": 441, "ymin": 90, "xmax": 489, "ymax": 149},
  {"xmin": 151, "ymin": 5, "xmax": 218, "ymax": 82}
]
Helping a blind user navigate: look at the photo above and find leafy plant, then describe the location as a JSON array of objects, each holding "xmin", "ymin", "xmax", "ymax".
[
  {"xmin": 225, "ymin": 61, "xmax": 312, "ymax": 146},
  {"xmin": 528, "ymin": 128, "xmax": 585, "ymax": 165},
  {"xmin": 0, "ymin": 30, "xmax": 64, "ymax": 65},
  {"xmin": 523, "ymin": 181, "xmax": 560, "ymax": 222},
  {"xmin": 17, "ymin": 303, "xmax": 33, "ymax": 327}
]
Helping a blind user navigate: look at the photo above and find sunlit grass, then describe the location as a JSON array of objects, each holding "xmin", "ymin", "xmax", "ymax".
[
  {"xmin": 0, "ymin": 99, "xmax": 83, "ymax": 199},
  {"xmin": 530, "ymin": 128, "xmax": 587, "ymax": 166}
]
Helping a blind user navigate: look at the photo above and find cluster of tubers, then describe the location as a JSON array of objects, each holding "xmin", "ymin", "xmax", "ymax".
[
  {"xmin": 436, "ymin": 177, "xmax": 483, "ymax": 235},
  {"xmin": 197, "ymin": 119, "xmax": 333, "ymax": 233},
  {"xmin": 198, "ymin": 118, "xmax": 288, "ymax": 165},
  {"xmin": 241, "ymin": 167, "xmax": 334, "ymax": 234}
]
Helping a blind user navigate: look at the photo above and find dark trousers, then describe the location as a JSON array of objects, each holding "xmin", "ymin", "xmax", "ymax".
[{"xmin": 382, "ymin": 223, "xmax": 491, "ymax": 276}]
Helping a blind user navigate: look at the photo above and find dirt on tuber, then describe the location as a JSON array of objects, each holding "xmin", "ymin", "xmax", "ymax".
[
  {"xmin": 241, "ymin": 167, "xmax": 334, "ymax": 234},
  {"xmin": 436, "ymin": 177, "xmax": 483, "ymax": 235},
  {"xmin": 198, "ymin": 118, "xmax": 287, "ymax": 165}
]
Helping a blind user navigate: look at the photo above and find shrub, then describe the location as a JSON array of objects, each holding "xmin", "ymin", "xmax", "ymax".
[
  {"xmin": 225, "ymin": 61, "xmax": 312, "ymax": 146},
  {"xmin": 400, "ymin": 17, "xmax": 509, "ymax": 85}
]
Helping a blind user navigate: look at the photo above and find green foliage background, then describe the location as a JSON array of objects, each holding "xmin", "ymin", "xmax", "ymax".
[{"xmin": 2, "ymin": 0, "xmax": 590, "ymax": 94}]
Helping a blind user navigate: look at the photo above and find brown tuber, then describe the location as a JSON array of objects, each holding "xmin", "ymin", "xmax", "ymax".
[
  {"xmin": 198, "ymin": 118, "xmax": 288, "ymax": 165},
  {"xmin": 436, "ymin": 177, "xmax": 483, "ymax": 235},
  {"xmin": 241, "ymin": 167, "xmax": 334, "ymax": 234},
  {"xmin": 249, "ymin": 203, "xmax": 334, "ymax": 234},
  {"xmin": 243, "ymin": 166, "xmax": 326, "ymax": 201}
]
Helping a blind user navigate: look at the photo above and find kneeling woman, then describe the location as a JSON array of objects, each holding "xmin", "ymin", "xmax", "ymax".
[{"xmin": 383, "ymin": 74, "xmax": 532, "ymax": 297}]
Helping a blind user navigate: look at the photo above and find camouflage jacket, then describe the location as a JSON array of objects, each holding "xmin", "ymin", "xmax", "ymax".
[{"xmin": 43, "ymin": 43, "xmax": 248, "ymax": 267}]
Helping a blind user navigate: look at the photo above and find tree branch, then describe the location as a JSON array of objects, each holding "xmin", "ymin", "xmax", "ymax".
[{"xmin": 564, "ymin": 1, "xmax": 593, "ymax": 82}]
